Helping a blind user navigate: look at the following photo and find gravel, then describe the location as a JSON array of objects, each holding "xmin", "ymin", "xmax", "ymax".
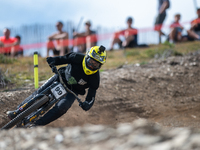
[{"xmin": 1, "ymin": 119, "xmax": 200, "ymax": 150}]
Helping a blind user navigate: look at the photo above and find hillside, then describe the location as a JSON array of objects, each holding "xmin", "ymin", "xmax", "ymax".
[{"xmin": 1, "ymin": 42, "xmax": 200, "ymax": 149}]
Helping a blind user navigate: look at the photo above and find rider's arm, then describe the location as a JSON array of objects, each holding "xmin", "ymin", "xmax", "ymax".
[
  {"xmin": 47, "ymin": 52, "xmax": 83, "ymax": 66},
  {"xmin": 81, "ymin": 88, "xmax": 96, "ymax": 111},
  {"xmin": 81, "ymin": 73, "xmax": 100, "ymax": 111}
]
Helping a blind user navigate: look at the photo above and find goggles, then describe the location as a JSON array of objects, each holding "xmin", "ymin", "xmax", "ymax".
[{"xmin": 86, "ymin": 57, "xmax": 101, "ymax": 71}]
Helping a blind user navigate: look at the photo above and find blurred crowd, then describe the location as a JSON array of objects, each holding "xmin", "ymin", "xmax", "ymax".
[
  {"xmin": 0, "ymin": 0, "xmax": 200, "ymax": 57},
  {"xmin": 0, "ymin": 28, "xmax": 23, "ymax": 57}
]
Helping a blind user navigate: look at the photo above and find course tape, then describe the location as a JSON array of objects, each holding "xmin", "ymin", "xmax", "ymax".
[{"xmin": 0, "ymin": 19, "xmax": 198, "ymax": 54}]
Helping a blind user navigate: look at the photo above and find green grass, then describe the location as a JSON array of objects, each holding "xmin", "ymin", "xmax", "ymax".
[
  {"xmin": 105, "ymin": 41, "xmax": 200, "ymax": 69},
  {"xmin": 0, "ymin": 56, "xmax": 53, "ymax": 90},
  {"xmin": 125, "ymin": 42, "xmax": 182, "ymax": 59},
  {"xmin": 140, "ymin": 61, "xmax": 148, "ymax": 65},
  {"xmin": 0, "ymin": 41, "xmax": 200, "ymax": 90},
  {"xmin": 0, "ymin": 54, "xmax": 17, "ymax": 64}
]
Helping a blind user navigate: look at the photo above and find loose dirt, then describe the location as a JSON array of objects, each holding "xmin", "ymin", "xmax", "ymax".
[{"xmin": 1, "ymin": 51, "xmax": 200, "ymax": 129}]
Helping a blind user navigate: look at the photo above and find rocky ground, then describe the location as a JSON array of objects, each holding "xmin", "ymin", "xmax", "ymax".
[
  {"xmin": 1, "ymin": 119, "xmax": 200, "ymax": 150},
  {"xmin": 1, "ymin": 51, "xmax": 200, "ymax": 149}
]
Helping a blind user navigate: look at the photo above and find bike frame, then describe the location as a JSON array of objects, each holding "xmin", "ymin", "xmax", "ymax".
[{"xmin": 16, "ymin": 66, "xmax": 82, "ymax": 128}]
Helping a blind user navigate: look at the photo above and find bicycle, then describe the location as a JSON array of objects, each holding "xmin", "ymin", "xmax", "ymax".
[{"xmin": 1, "ymin": 65, "xmax": 83, "ymax": 130}]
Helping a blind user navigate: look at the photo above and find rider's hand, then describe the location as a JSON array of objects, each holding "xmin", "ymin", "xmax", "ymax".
[
  {"xmin": 51, "ymin": 67, "xmax": 57, "ymax": 73},
  {"xmin": 80, "ymin": 101, "xmax": 90, "ymax": 111},
  {"xmin": 46, "ymin": 57, "xmax": 55, "ymax": 67},
  {"xmin": 79, "ymin": 102, "xmax": 83, "ymax": 107}
]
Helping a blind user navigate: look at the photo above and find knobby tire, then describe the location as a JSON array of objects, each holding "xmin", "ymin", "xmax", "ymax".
[{"xmin": 1, "ymin": 96, "xmax": 49, "ymax": 130}]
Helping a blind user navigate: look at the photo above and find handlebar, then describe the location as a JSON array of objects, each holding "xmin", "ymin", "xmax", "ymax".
[{"xmin": 51, "ymin": 66, "xmax": 82, "ymax": 105}]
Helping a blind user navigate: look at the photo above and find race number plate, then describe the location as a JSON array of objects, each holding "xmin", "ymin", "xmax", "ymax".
[{"xmin": 51, "ymin": 83, "xmax": 67, "ymax": 99}]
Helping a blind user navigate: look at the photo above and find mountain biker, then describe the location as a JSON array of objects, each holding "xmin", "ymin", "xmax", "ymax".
[{"xmin": 6, "ymin": 45, "xmax": 106, "ymax": 126}]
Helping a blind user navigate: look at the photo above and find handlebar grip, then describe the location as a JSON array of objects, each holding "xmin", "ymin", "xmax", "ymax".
[
  {"xmin": 51, "ymin": 66, "xmax": 57, "ymax": 73},
  {"xmin": 76, "ymin": 97, "xmax": 82, "ymax": 103},
  {"xmin": 79, "ymin": 101, "xmax": 83, "ymax": 107},
  {"xmin": 76, "ymin": 98, "xmax": 83, "ymax": 107},
  {"xmin": 49, "ymin": 62, "xmax": 55, "ymax": 68}
]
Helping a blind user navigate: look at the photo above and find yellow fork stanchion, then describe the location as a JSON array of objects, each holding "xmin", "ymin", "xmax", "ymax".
[{"xmin": 34, "ymin": 52, "xmax": 39, "ymax": 89}]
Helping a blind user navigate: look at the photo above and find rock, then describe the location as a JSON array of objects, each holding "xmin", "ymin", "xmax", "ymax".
[{"xmin": 0, "ymin": 120, "xmax": 200, "ymax": 150}]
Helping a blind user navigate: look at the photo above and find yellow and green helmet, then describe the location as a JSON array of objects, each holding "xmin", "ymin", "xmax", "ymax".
[{"xmin": 82, "ymin": 45, "xmax": 106, "ymax": 75}]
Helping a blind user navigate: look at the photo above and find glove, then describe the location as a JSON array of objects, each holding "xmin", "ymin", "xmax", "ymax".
[
  {"xmin": 79, "ymin": 102, "xmax": 83, "ymax": 107},
  {"xmin": 51, "ymin": 66, "xmax": 57, "ymax": 73},
  {"xmin": 46, "ymin": 57, "xmax": 55, "ymax": 67},
  {"xmin": 80, "ymin": 101, "xmax": 91, "ymax": 111}
]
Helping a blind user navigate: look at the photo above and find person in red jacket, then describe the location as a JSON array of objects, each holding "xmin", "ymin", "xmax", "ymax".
[
  {"xmin": 109, "ymin": 17, "xmax": 138, "ymax": 50},
  {"xmin": 46, "ymin": 21, "xmax": 69, "ymax": 57},
  {"xmin": 73, "ymin": 20, "xmax": 97, "ymax": 53},
  {"xmin": 0, "ymin": 28, "xmax": 19, "ymax": 56},
  {"xmin": 187, "ymin": 8, "xmax": 200, "ymax": 40}
]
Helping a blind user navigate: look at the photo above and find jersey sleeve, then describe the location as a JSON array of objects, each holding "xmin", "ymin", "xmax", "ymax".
[
  {"xmin": 53, "ymin": 52, "xmax": 84, "ymax": 66},
  {"xmin": 84, "ymin": 72, "xmax": 100, "ymax": 110}
]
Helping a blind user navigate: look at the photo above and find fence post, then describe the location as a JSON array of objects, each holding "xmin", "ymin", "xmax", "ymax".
[{"xmin": 34, "ymin": 51, "xmax": 39, "ymax": 89}]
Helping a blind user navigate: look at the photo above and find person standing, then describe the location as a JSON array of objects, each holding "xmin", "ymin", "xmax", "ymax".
[{"xmin": 154, "ymin": 0, "xmax": 170, "ymax": 44}]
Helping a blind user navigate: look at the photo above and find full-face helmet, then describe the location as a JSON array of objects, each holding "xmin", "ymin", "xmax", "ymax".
[{"xmin": 82, "ymin": 45, "xmax": 106, "ymax": 75}]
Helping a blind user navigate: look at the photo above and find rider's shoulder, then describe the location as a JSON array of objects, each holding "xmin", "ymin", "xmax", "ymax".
[
  {"xmin": 66, "ymin": 52, "xmax": 84, "ymax": 58},
  {"xmin": 65, "ymin": 52, "xmax": 85, "ymax": 64}
]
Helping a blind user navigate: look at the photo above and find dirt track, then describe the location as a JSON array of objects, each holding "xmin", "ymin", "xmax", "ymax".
[{"xmin": 1, "ymin": 51, "xmax": 200, "ymax": 129}]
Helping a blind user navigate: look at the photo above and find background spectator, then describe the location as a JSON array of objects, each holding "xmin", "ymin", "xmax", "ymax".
[
  {"xmin": 11, "ymin": 35, "xmax": 23, "ymax": 57},
  {"xmin": 168, "ymin": 14, "xmax": 186, "ymax": 43},
  {"xmin": 187, "ymin": 8, "xmax": 200, "ymax": 41},
  {"xmin": 0, "ymin": 28, "xmax": 19, "ymax": 56},
  {"xmin": 109, "ymin": 17, "xmax": 138, "ymax": 50},
  {"xmin": 47, "ymin": 21, "xmax": 69, "ymax": 57},
  {"xmin": 154, "ymin": 0, "xmax": 170, "ymax": 44},
  {"xmin": 73, "ymin": 20, "xmax": 97, "ymax": 53}
]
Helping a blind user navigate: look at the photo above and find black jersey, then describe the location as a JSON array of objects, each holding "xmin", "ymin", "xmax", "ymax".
[{"xmin": 52, "ymin": 52, "xmax": 100, "ymax": 102}]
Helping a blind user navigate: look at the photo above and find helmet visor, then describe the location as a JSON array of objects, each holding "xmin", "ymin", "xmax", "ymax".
[{"xmin": 86, "ymin": 57, "xmax": 101, "ymax": 71}]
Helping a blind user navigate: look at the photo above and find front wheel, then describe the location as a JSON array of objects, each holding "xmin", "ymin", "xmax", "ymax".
[{"xmin": 1, "ymin": 95, "xmax": 49, "ymax": 130}]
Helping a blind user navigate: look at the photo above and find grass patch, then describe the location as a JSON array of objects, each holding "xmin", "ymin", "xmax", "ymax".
[
  {"xmin": 0, "ymin": 54, "xmax": 17, "ymax": 64},
  {"xmin": 125, "ymin": 50, "xmax": 140, "ymax": 57},
  {"xmin": 0, "ymin": 56, "xmax": 53, "ymax": 90},
  {"xmin": 140, "ymin": 61, "xmax": 148, "ymax": 65},
  {"xmin": 0, "ymin": 41, "xmax": 199, "ymax": 90},
  {"xmin": 0, "ymin": 68, "xmax": 9, "ymax": 87},
  {"xmin": 144, "ymin": 49, "xmax": 157, "ymax": 58}
]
